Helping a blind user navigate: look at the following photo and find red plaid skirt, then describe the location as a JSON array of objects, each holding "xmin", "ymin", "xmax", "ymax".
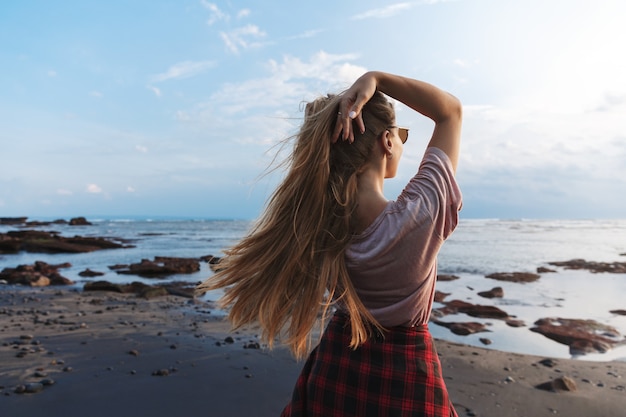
[{"xmin": 281, "ymin": 312, "xmax": 458, "ymax": 417}]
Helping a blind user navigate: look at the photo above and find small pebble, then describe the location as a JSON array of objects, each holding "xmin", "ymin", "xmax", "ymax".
[
  {"xmin": 40, "ymin": 379, "xmax": 55, "ymax": 386},
  {"xmin": 152, "ymin": 369, "xmax": 169, "ymax": 376},
  {"xmin": 24, "ymin": 383, "xmax": 44, "ymax": 394}
]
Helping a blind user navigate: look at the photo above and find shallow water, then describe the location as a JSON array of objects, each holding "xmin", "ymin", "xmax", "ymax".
[{"xmin": 1, "ymin": 217, "xmax": 625, "ymax": 361}]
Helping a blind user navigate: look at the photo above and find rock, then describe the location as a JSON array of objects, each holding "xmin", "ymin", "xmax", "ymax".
[
  {"xmin": 431, "ymin": 320, "xmax": 490, "ymax": 335},
  {"xmin": 570, "ymin": 339, "xmax": 613, "ymax": 355},
  {"xmin": 140, "ymin": 286, "xmax": 169, "ymax": 299},
  {"xmin": 505, "ymin": 319, "xmax": 526, "ymax": 328},
  {"xmin": 78, "ymin": 269, "xmax": 105, "ymax": 277},
  {"xmin": 610, "ymin": 309, "xmax": 626, "ymax": 316},
  {"xmin": 477, "ymin": 287, "xmax": 504, "ymax": 299},
  {"xmin": 437, "ymin": 274, "xmax": 460, "ymax": 281},
  {"xmin": 0, "ymin": 235, "xmax": 21, "ymax": 252},
  {"xmin": 161, "ymin": 282, "xmax": 196, "ymax": 298},
  {"xmin": 244, "ymin": 342, "xmax": 261, "ymax": 349},
  {"xmin": 538, "ymin": 358, "xmax": 558, "ymax": 368},
  {"xmin": 0, "ymin": 261, "xmax": 74, "ymax": 286},
  {"xmin": 436, "ymin": 299, "xmax": 509, "ymax": 319},
  {"xmin": 0, "ymin": 217, "xmax": 28, "ymax": 225},
  {"xmin": 203, "ymin": 256, "xmax": 223, "ymax": 271},
  {"xmin": 40, "ymin": 378, "xmax": 55, "ymax": 386},
  {"xmin": 69, "ymin": 217, "xmax": 92, "ymax": 226},
  {"xmin": 535, "ymin": 376, "xmax": 577, "ymax": 392},
  {"xmin": 24, "ymin": 382, "xmax": 44, "ymax": 394},
  {"xmin": 548, "ymin": 259, "xmax": 626, "ymax": 274},
  {"xmin": 537, "ymin": 266, "xmax": 557, "ymax": 273},
  {"xmin": 434, "ymin": 290, "xmax": 451, "ymax": 303},
  {"xmin": 479, "ymin": 338, "xmax": 492, "ymax": 345},
  {"xmin": 83, "ymin": 280, "xmax": 192, "ymax": 299},
  {"xmin": 1, "ymin": 230, "xmax": 128, "ymax": 254},
  {"xmin": 116, "ymin": 257, "xmax": 200, "ymax": 277},
  {"xmin": 485, "ymin": 272, "xmax": 541, "ymax": 283},
  {"xmin": 84, "ymin": 281, "xmax": 124, "ymax": 293},
  {"xmin": 531, "ymin": 317, "xmax": 622, "ymax": 355},
  {"xmin": 152, "ymin": 369, "xmax": 170, "ymax": 376}
]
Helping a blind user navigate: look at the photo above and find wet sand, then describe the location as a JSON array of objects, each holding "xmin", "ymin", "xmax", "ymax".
[{"xmin": 1, "ymin": 286, "xmax": 625, "ymax": 417}]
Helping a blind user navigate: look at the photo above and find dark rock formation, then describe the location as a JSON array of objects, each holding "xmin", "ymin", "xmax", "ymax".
[
  {"xmin": 430, "ymin": 319, "xmax": 490, "ymax": 335},
  {"xmin": 0, "ymin": 230, "xmax": 129, "ymax": 254},
  {"xmin": 0, "ymin": 261, "xmax": 74, "ymax": 286},
  {"xmin": 505, "ymin": 319, "xmax": 526, "ymax": 328},
  {"xmin": 69, "ymin": 217, "xmax": 92, "ymax": 226},
  {"xmin": 610, "ymin": 309, "xmax": 626, "ymax": 316},
  {"xmin": 434, "ymin": 290, "xmax": 451, "ymax": 303},
  {"xmin": 437, "ymin": 274, "xmax": 460, "ymax": 281},
  {"xmin": 78, "ymin": 268, "xmax": 105, "ymax": 277},
  {"xmin": 84, "ymin": 280, "xmax": 196, "ymax": 299},
  {"xmin": 436, "ymin": 299, "xmax": 509, "ymax": 319},
  {"xmin": 0, "ymin": 217, "xmax": 28, "ymax": 225},
  {"xmin": 548, "ymin": 258, "xmax": 626, "ymax": 273},
  {"xmin": 485, "ymin": 272, "xmax": 541, "ymax": 283},
  {"xmin": 530, "ymin": 317, "xmax": 623, "ymax": 355},
  {"xmin": 537, "ymin": 266, "xmax": 557, "ymax": 273},
  {"xmin": 115, "ymin": 256, "xmax": 201, "ymax": 277},
  {"xmin": 477, "ymin": 287, "xmax": 504, "ymax": 299}
]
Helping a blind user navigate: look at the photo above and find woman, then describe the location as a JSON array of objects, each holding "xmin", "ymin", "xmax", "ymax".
[{"xmin": 197, "ymin": 71, "xmax": 462, "ymax": 416}]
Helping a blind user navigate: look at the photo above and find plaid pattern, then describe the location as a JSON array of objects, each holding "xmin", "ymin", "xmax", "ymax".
[{"xmin": 281, "ymin": 313, "xmax": 458, "ymax": 417}]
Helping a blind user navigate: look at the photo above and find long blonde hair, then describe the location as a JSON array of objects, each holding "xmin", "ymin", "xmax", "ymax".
[{"xmin": 197, "ymin": 90, "xmax": 395, "ymax": 359}]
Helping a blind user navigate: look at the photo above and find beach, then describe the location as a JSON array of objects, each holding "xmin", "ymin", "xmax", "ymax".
[{"xmin": 1, "ymin": 286, "xmax": 625, "ymax": 417}]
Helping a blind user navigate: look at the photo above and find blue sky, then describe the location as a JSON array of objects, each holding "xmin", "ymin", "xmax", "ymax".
[{"xmin": 2, "ymin": 0, "xmax": 625, "ymax": 220}]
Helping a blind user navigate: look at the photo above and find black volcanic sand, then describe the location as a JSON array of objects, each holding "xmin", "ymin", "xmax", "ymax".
[{"xmin": 1, "ymin": 286, "xmax": 625, "ymax": 417}]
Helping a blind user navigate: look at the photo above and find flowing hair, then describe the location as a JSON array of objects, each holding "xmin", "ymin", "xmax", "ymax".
[{"xmin": 196, "ymin": 90, "xmax": 395, "ymax": 359}]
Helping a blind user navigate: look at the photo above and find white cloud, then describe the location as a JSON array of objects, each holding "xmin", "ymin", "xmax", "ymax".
[
  {"xmin": 56, "ymin": 189, "xmax": 73, "ymax": 196},
  {"xmin": 126, "ymin": 186, "xmax": 135, "ymax": 193},
  {"xmin": 89, "ymin": 90, "xmax": 103, "ymax": 98},
  {"xmin": 237, "ymin": 9, "xmax": 251, "ymax": 19},
  {"xmin": 175, "ymin": 110, "xmax": 192, "ymax": 121},
  {"xmin": 287, "ymin": 28, "xmax": 325, "ymax": 40},
  {"xmin": 178, "ymin": 51, "xmax": 366, "ymax": 145},
  {"xmin": 351, "ymin": 3, "xmax": 412, "ymax": 20},
  {"xmin": 206, "ymin": 51, "xmax": 363, "ymax": 116},
  {"xmin": 201, "ymin": 1, "xmax": 229, "ymax": 25},
  {"xmin": 147, "ymin": 85, "xmax": 162, "ymax": 97},
  {"xmin": 152, "ymin": 60, "xmax": 216, "ymax": 82},
  {"xmin": 47, "ymin": 70, "xmax": 57, "ymax": 77},
  {"xmin": 86, "ymin": 184, "xmax": 103, "ymax": 194},
  {"xmin": 135, "ymin": 145, "xmax": 148, "ymax": 153},
  {"xmin": 219, "ymin": 25, "xmax": 267, "ymax": 54},
  {"xmin": 453, "ymin": 58, "xmax": 475, "ymax": 68}
]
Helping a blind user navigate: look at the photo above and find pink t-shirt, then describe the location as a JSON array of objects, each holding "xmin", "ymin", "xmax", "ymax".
[{"xmin": 345, "ymin": 146, "xmax": 462, "ymax": 327}]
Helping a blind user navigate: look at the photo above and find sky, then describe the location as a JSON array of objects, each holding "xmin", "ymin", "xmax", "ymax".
[{"xmin": 1, "ymin": 0, "xmax": 625, "ymax": 220}]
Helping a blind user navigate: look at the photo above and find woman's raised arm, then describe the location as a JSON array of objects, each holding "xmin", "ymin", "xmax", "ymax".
[{"xmin": 333, "ymin": 71, "xmax": 462, "ymax": 172}]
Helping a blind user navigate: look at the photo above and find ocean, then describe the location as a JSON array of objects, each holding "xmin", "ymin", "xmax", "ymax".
[{"xmin": 1, "ymin": 218, "xmax": 625, "ymax": 361}]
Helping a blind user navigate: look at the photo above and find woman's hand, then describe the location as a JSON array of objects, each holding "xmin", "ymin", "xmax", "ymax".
[
  {"xmin": 331, "ymin": 71, "xmax": 462, "ymax": 172},
  {"xmin": 332, "ymin": 72, "xmax": 378, "ymax": 143}
]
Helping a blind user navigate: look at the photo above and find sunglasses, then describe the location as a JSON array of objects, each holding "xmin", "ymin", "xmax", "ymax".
[{"xmin": 387, "ymin": 126, "xmax": 409, "ymax": 144}]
